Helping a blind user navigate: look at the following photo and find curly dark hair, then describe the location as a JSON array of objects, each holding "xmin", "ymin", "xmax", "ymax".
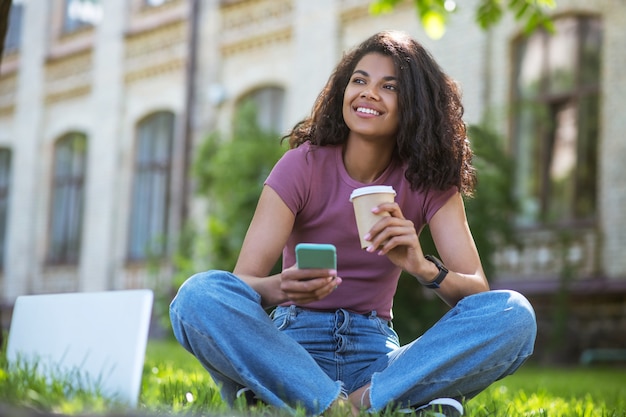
[{"xmin": 284, "ymin": 30, "xmax": 476, "ymax": 195}]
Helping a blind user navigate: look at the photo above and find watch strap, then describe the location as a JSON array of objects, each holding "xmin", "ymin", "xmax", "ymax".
[{"xmin": 423, "ymin": 255, "xmax": 448, "ymax": 289}]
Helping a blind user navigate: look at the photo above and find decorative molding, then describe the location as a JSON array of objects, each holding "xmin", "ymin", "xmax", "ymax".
[
  {"xmin": 47, "ymin": 32, "xmax": 95, "ymax": 62},
  {"xmin": 44, "ymin": 50, "xmax": 93, "ymax": 104},
  {"xmin": 45, "ymin": 85, "xmax": 92, "ymax": 105},
  {"xmin": 220, "ymin": 0, "xmax": 293, "ymax": 56},
  {"xmin": 339, "ymin": 2, "xmax": 370, "ymax": 24},
  {"xmin": 130, "ymin": 0, "xmax": 185, "ymax": 16},
  {"xmin": 124, "ymin": 20, "xmax": 188, "ymax": 84},
  {"xmin": 220, "ymin": 0, "xmax": 292, "ymax": 32},
  {"xmin": 124, "ymin": 59, "xmax": 185, "ymax": 84},
  {"xmin": 339, "ymin": 0, "xmax": 413, "ymax": 24},
  {"xmin": 47, "ymin": 0, "xmax": 96, "ymax": 62},
  {"xmin": 220, "ymin": 27, "xmax": 293, "ymax": 56},
  {"xmin": 220, "ymin": 0, "xmax": 247, "ymax": 6},
  {"xmin": 125, "ymin": 20, "xmax": 187, "ymax": 59},
  {"xmin": 126, "ymin": 0, "xmax": 188, "ymax": 36}
]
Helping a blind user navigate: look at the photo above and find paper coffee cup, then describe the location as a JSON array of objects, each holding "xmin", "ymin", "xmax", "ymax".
[{"xmin": 349, "ymin": 185, "xmax": 397, "ymax": 249}]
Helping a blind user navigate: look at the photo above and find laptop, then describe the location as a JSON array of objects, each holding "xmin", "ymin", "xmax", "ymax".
[{"xmin": 6, "ymin": 289, "xmax": 153, "ymax": 407}]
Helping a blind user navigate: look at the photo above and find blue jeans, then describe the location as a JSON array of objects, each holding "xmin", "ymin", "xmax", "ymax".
[{"xmin": 169, "ymin": 270, "xmax": 536, "ymax": 415}]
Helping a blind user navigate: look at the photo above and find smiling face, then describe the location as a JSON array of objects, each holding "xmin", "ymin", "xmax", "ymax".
[{"xmin": 342, "ymin": 53, "xmax": 399, "ymax": 144}]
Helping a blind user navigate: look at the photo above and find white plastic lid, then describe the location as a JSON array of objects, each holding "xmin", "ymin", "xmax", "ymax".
[{"xmin": 349, "ymin": 185, "xmax": 396, "ymax": 201}]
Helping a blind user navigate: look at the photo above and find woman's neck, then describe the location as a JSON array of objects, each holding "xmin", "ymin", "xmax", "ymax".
[{"xmin": 343, "ymin": 139, "xmax": 395, "ymax": 184}]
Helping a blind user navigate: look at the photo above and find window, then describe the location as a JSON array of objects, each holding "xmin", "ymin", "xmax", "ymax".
[
  {"xmin": 244, "ymin": 86, "xmax": 285, "ymax": 133},
  {"xmin": 128, "ymin": 112, "xmax": 174, "ymax": 261},
  {"xmin": 512, "ymin": 15, "xmax": 602, "ymax": 226},
  {"xmin": 48, "ymin": 133, "xmax": 87, "ymax": 265},
  {"xmin": 143, "ymin": 0, "xmax": 173, "ymax": 7},
  {"xmin": 0, "ymin": 149, "xmax": 11, "ymax": 269},
  {"xmin": 3, "ymin": 0, "xmax": 24, "ymax": 53},
  {"xmin": 63, "ymin": 0, "xmax": 102, "ymax": 33}
]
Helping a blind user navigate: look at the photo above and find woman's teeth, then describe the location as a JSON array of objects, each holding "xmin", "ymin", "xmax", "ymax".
[{"xmin": 357, "ymin": 107, "xmax": 380, "ymax": 116}]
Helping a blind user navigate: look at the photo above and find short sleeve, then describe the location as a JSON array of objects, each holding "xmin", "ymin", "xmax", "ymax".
[
  {"xmin": 264, "ymin": 144, "xmax": 312, "ymax": 215},
  {"xmin": 423, "ymin": 186, "xmax": 458, "ymax": 223}
]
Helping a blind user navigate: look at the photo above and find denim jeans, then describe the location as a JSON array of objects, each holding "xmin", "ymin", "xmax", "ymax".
[{"xmin": 169, "ymin": 270, "xmax": 536, "ymax": 415}]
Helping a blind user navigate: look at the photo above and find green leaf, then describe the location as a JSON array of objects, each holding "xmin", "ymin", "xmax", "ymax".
[
  {"xmin": 422, "ymin": 11, "xmax": 447, "ymax": 39},
  {"xmin": 369, "ymin": 0, "xmax": 401, "ymax": 15},
  {"xmin": 476, "ymin": 0, "xmax": 504, "ymax": 30}
]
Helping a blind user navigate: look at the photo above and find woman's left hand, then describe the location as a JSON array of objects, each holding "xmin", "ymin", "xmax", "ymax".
[
  {"xmin": 363, "ymin": 194, "xmax": 490, "ymax": 306},
  {"xmin": 364, "ymin": 202, "xmax": 425, "ymax": 274}
]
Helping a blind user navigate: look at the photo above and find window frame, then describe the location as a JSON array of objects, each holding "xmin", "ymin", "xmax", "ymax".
[
  {"xmin": 3, "ymin": 0, "xmax": 24, "ymax": 53},
  {"xmin": 239, "ymin": 86, "xmax": 286, "ymax": 134},
  {"xmin": 510, "ymin": 13, "xmax": 602, "ymax": 228},
  {"xmin": 47, "ymin": 133, "xmax": 88, "ymax": 265},
  {"xmin": 127, "ymin": 111, "xmax": 175, "ymax": 262}
]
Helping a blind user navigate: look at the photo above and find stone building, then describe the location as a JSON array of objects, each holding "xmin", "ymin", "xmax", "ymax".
[{"xmin": 1, "ymin": 0, "xmax": 625, "ymax": 361}]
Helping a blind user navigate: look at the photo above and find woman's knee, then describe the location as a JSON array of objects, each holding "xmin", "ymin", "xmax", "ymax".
[
  {"xmin": 174, "ymin": 270, "xmax": 219, "ymax": 301},
  {"xmin": 169, "ymin": 271, "xmax": 236, "ymax": 346},
  {"xmin": 505, "ymin": 290, "xmax": 537, "ymax": 334},
  {"xmin": 464, "ymin": 290, "xmax": 537, "ymax": 344},
  {"xmin": 171, "ymin": 270, "xmax": 260, "ymax": 315},
  {"xmin": 493, "ymin": 290, "xmax": 537, "ymax": 356},
  {"xmin": 171, "ymin": 270, "xmax": 234, "ymax": 315}
]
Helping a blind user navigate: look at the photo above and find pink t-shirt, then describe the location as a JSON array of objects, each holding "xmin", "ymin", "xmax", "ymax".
[{"xmin": 265, "ymin": 142, "xmax": 456, "ymax": 320}]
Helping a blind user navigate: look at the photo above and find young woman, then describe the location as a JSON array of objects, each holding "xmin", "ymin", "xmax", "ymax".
[{"xmin": 170, "ymin": 30, "xmax": 536, "ymax": 417}]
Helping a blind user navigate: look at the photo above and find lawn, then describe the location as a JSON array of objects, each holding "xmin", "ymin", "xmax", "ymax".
[{"xmin": 2, "ymin": 337, "xmax": 626, "ymax": 416}]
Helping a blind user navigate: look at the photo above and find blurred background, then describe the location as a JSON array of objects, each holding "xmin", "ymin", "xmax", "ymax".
[{"xmin": 0, "ymin": 0, "xmax": 624, "ymax": 365}]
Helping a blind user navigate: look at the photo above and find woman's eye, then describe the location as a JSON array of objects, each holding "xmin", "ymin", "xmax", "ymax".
[
  {"xmin": 384, "ymin": 84, "xmax": 397, "ymax": 91},
  {"xmin": 352, "ymin": 78, "xmax": 366, "ymax": 85}
]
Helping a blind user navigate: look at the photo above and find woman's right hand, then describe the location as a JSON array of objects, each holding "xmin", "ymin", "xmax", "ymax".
[
  {"xmin": 279, "ymin": 265, "xmax": 342, "ymax": 305},
  {"xmin": 234, "ymin": 186, "xmax": 342, "ymax": 307}
]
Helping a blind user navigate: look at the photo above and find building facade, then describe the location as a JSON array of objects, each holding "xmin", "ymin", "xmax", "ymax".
[{"xmin": 1, "ymin": 0, "xmax": 625, "ymax": 360}]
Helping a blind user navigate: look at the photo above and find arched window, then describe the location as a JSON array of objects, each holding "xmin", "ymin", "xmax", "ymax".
[
  {"xmin": 241, "ymin": 86, "xmax": 285, "ymax": 134},
  {"xmin": 0, "ymin": 148, "xmax": 12, "ymax": 269},
  {"xmin": 127, "ymin": 111, "xmax": 174, "ymax": 261},
  {"xmin": 512, "ymin": 15, "xmax": 601, "ymax": 226},
  {"xmin": 48, "ymin": 133, "xmax": 87, "ymax": 265}
]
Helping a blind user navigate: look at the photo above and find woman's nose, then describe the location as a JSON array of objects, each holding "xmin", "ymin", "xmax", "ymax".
[{"xmin": 360, "ymin": 88, "xmax": 378, "ymax": 99}]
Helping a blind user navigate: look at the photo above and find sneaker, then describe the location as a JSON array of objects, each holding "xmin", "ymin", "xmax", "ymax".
[{"xmin": 413, "ymin": 398, "xmax": 464, "ymax": 417}]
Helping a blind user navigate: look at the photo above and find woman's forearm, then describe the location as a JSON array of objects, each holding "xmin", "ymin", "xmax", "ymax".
[{"xmin": 236, "ymin": 273, "xmax": 286, "ymax": 309}]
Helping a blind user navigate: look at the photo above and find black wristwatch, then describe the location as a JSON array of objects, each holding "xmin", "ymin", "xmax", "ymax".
[{"xmin": 423, "ymin": 255, "xmax": 448, "ymax": 289}]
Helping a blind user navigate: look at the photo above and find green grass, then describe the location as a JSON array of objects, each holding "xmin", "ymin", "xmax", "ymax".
[
  {"xmin": 2, "ymin": 337, "xmax": 626, "ymax": 416},
  {"xmin": 0, "ymin": 353, "xmax": 123, "ymax": 414}
]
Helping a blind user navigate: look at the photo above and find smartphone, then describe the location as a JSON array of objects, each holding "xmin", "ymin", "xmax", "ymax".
[{"xmin": 295, "ymin": 243, "xmax": 337, "ymax": 270}]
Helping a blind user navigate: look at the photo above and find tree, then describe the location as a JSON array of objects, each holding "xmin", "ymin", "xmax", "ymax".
[
  {"xmin": 370, "ymin": 0, "xmax": 556, "ymax": 39},
  {"xmin": 0, "ymin": 0, "xmax": 11, "ymax": 351},
  {"xmin": 190, "ymin": 99, "xmax": 287, "ymax": 273}
]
